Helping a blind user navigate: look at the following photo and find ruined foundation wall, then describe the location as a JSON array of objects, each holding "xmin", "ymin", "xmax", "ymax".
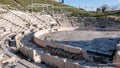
[
  {"xmin": 33, "ymin": 27, "xmax": 92, "ymax": 68},
  {"xmin": 40, "ymin": 53, "xmax": 85, "ymax": 68},
  {"xmin": 16, "ymin": 30, "xmax": 85, "ymax": 68},
  {"xmin": 19, "ymin": 45, "xmax": 41, "ymax": 63},
  {"xmin": 34, "ymin": 27, "xmax": 84, "ymax": 54},
  {"xmin": 15, "ymin": 33, "xmax": 41, "ymax": 63},
  {"xmin": 16, "ymin": 26, "xmax": 120, "ymax": 68}
]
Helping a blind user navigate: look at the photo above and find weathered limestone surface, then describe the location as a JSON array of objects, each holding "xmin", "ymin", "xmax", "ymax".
[
  {"xmin": 17, "ymin": 59, "xmax": 41, "ymax": 68},
  {"xmin": 113, "ymin": 43, "xmax": 120, "ymax": 67},
  {"xmin": 19, "ymin": 45, "xmax": 41, "ymax": 63},
  {"xmin": 40, "ymin": 53, "xmax": 85, "ymax": 68},
  {"xmin": 0, "ymin": 53, "xmax": 3, "ymax": 62},
  {"xmin": 41, "ymin": 53, "xmax": 64, "ymax": 68},
  {"xmin": 33, "ymin": 27, "xmax": 93, "ymax": 67},
  {"xmin": 65, "ymin": 61, "xmax": 85, "ymax": 68},
  {"xmin": 0, "ymin": 9, "xmax": 78, "ymax": 68},
  {"xmin": 33, "ymin": 28, "xmax": 120, "ymax": 67},
  {"xmin": 1, "ymin": 8, "xmax": 120, "ymax": 68},
  {"xmin": 34, "ymin": 28, "xmax": 84, "ymax": 54}
]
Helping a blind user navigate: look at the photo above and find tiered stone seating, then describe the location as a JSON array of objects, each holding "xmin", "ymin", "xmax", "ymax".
[
  {"xmin": 1, "ymin": 13, "xmax": 27, "ymax": 28},
  {"xmin": 53, "ymin": 14, "xmax": 73, "ymax": 27}
]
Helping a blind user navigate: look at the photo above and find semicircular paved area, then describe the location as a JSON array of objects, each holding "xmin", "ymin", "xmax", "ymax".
[{"xmin": 39, "ymin": 30, "xmax": 120, "ymax": 56}]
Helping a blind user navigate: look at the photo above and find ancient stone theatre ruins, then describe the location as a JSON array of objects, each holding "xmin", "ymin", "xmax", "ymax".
[{"xmin": 0, "ymin": 3, "xmax": 120, "ymax": 68}]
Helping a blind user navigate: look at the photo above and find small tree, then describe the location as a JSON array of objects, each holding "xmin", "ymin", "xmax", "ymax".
[
  {"xmin": 62, "ymin": 0, "xmax": 64, "ymax": 3},
  {"xmin": 102, "ymin": 6, "xmax": 107, "ymax": 13},
  {"xmin": 101, "ymin": 5, "xmax": 109, "ymax": 13},
  {"xmin": 96, "ymin": 7, "xmax": 101, "ymax": 13}
]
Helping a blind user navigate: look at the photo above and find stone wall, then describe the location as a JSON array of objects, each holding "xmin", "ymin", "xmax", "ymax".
[
  {"xmin": 34, "ymin": 27, "xmax": 84, "ymax": 54},
  {"xmin": 15, "ymin": 33, "xmax": 41, "ymax": 63},
  {"xmin": 19, "ymin": 45, "xmax": 41, "ymax": 63},
  {"xmin": 68, "ymin": 17, "xmax": 120, "ymax": 31},
  {"xmin": 16, "ymin": 31, "xmax": 85, "ymax": 68},
  {"xmin": 34, "ymin": 28, "xmax": 92, "ymax": 68},
  {"xmin": 34, "ymin": 36, "xmax": 83, "ymax": 54},
  {"xmin": 40, "ymin": 53, "xmax": 85, "ymax": 68}
]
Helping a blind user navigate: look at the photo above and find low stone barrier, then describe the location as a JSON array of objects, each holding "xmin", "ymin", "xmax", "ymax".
[
  {"xmin": 40, "ymin": 53, "xmax": 85, "ymax": 68},
  {"xmin": 40, "ymin": 53, "xmax": 65, "ymax": 68},
  {"xmin": 15, "ymin": 33, "xmax": 41, "ymax": 63},
  {"xmin": 16, "ymin": 27, "xmax": 93, "ymax": 68},
  {"xmin": 15, "ymin": 28, "xmax": 120, "ymax": 68},
  {"xmin": 19, "ymin": 44, "xmax": 41, "ymax": 63},
  {"xmin": 15, "ymin": 33, "xmax": 22, "ymax": 49},
  {"xmin": 65, "ymin": 61, "xmax": 84, "ymax": 68},
  {"xmin": 19, "ymin": 39, "xmax": 85, "ymax": 68},
  {"xmin": 33, "ymin": 27, "xmax": 93, "ymax": 67},
  {"xmin": 34, "ymin": 27, "xmax": 84, "ymax": 54},
  {"xmin": 45, "ymin": 46, "xmax": 84, "ymax": 60},
  {"xmin": 33, "ymin": 27, "xmax": 92, "ymax": 60},
  {"xmin": 34, "ymin": 37, "xmax": 83, "ymax": 54}
]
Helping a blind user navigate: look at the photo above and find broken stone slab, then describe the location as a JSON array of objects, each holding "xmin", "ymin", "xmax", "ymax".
[
  {"xmin": 65, "ymin": 61, "xmax": 85, "ymax": 68},
  {"xmin": 19, "ymin": 45, "xmax": 41, "ymax": 63},
  {"xmin": 18, "ymin": 59, "xmax": 41, "ymax": 68},
  {"xmin": 0, "ymin": 53, "xmax": 3, "ymax": 62},
  {"xmin": 81, "ymin": 50, "xmax": 93, "ymax": 63},
  {"xmin": 2, "ymin": 56, "xmax": 17, "ymax": 64},
  {"xmin": 117, "ymin": 44, "xmax": 120, "ymax": 50}
]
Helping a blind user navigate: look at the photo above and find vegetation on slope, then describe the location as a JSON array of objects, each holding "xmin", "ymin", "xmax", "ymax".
[
  {"xmin": 0, "ymin": 0, "xmax": 84, "ymax": 13},
  {"xmin": 0, "ymin": 0, "xmax": 119, "ymax": 18},
  {"xmin": 0, "ymin": 0, "xmax": 17, "ymax": 7}
]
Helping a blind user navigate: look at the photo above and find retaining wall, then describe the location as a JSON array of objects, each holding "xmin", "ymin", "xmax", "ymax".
[
  {"xmin": 15, "ymin": 33, "xmax": 41, "ymax": 63},
  {"xmin": 40, "ymin": 53, "xmax": 85, "ymax": 68},
  {"xmin": 19, "ymin": 45, "xmax": 41, "ymax": 63},
  {"xmin": 33, "ymin": 27, "xmax": 92, "ymax": 68},
  {"xmin": 34, "ymin": 27, "xmax": 84, "ymax": 54},
  {"xmin": 16, "ymin": 32, "xmax": 85, "ymax": 68},
  {"xmin": 13, "ymin": 26, "xmax": 120, "ymax": 68}
]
